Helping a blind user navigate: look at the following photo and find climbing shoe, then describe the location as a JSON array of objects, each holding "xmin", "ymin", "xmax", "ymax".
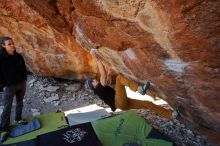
[
  {"xmin": 172, "ymin": 106, "xmax": 182, "ymax": 120},
  {"xmin": 0, "ymin": 131, "xmax": 8, "ymax": 144},
  {"xmin": 16, "ymin": 120, "xmax": 28, "ymax": 125},
  {"xmin": 138, "ymin": 81, "xmax": 151, "ymax": 95}
]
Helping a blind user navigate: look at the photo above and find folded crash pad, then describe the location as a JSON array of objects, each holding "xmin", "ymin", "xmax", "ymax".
[
  {"xmin": 3, "ymin": 112, "xmax": 68, "ymax": 145},
  {"xmin": 65, "ymin": 104, "xmax": 111, "ymax": 126},
  {"xmin": 37, "ymin": 122, "xmax": 101, "ymax": 146},
  {"xmin": 9, "ymin": 118, "xmax": 41, "ymax": 137},
  {"xmin": 92, "ymin": 110, "xmax": 173, "ymax": 146},
  {"xmin": 67, "ymin": 109, "xmax": 111, "ymax": 126}
]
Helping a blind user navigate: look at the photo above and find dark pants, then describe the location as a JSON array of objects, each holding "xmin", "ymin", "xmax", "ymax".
[{"xmin": 0, "ymin": 81, "xmax": 26, "ymax": 131}]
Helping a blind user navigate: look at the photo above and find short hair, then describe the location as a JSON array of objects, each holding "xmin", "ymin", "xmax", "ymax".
[
  {"xmin": 0, "ymin": 36, "xmax": 12, "ymax": 45},
  {"xmin": 0, "ymin": 36, "xmax": 12, "ymax": 51}
]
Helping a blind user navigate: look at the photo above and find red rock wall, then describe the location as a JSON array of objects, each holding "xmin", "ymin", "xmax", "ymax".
[
  {"xmin": 0, "ymin": 0, "xmax": 97, "ymax": 79},
  {"xmin": 0, "ymin": 0, "xmax": 219, "ymax": 137}
]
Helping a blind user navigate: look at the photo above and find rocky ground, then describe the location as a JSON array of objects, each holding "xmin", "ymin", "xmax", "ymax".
[{"xmin": 0, "ymin": 74, "xmax": 212, "ymax": 146}]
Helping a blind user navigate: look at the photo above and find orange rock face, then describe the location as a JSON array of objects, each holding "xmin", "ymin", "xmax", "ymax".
[
  {"xmin": 0, "ymin": 0, "xmax": 219, "ymax": 140},
  {"xmin": 0, "ymin": 0, "xmax": 97, "ymax": 79}
]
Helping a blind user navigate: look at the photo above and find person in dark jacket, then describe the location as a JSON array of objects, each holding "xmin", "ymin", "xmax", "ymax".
[
  {"xmin": 85, "ymin": 49, "xmax": 173, "ymax": 119},
  {"xmin": 0, "ymin": 36, "xmax": 27, "ymax": 136}
]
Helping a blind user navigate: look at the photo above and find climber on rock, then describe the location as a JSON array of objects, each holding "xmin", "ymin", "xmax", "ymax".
[{"xmin": 85, "ymin": 49, "xmax": 178, "ymax": 119}]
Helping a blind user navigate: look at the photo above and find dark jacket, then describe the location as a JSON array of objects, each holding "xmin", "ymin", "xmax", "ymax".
[
  {"xmin": 0, "ymin": 49, "xmax": 27, "ymax": 88},
  {"xmin": 94, "ymin": 83, "xmax": 116, "ymax": 111}
]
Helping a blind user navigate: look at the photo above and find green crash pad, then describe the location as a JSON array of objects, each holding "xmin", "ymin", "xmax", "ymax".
[
  {"xmin": 3, "ymin": 112, "xmax": 68, "ymax": 145},
  {"xmin": 92, "ymin": 110, "xmax": 172, "ymax": 146}
]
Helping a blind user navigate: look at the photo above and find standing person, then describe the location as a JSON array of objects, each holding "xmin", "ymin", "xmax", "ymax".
[
  {"xmin": 0, "ymin": 36, "xmax": 27, "ymax": 142},
  {"xmin": 85, "ymin": 49, "xmax": 174, "ymax": 119}
]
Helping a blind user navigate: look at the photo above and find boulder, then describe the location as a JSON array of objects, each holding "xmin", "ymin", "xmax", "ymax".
[{"xmin": 0, "ymin": 0, "xmax": 219, "ymax": 141}]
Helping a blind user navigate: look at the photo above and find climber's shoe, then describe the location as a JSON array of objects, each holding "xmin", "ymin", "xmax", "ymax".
[
  {"xmin": 172, "ymin": 106, "xmax": 182, "ymax": 120},
  {"xmin": 0, "ymin": 131, "xmax": 8, "ymax": 144},
  {"xmin": 138, "ymin": 81, "xmax": 151, "ymax": 95}
]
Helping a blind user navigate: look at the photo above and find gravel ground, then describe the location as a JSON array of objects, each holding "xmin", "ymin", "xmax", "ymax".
[{"xmin": 0, "ymin": 74, "xmax": 212, "ymax": 146}]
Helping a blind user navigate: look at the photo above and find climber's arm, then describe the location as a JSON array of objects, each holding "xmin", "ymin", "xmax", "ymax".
[{"xmin": 90, "ymin": 49, "xmax": 110, "ymax": 86}]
